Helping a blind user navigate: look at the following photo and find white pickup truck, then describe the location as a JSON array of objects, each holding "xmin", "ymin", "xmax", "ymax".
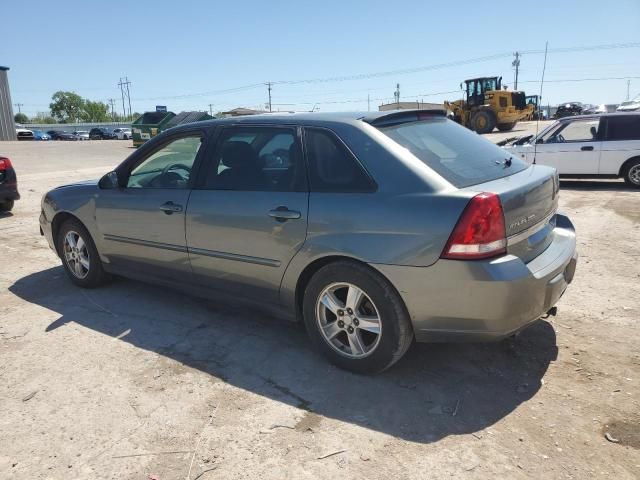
[{"xmin": 501, "ymin": 113, "xmax": 640, "ymax": 188}]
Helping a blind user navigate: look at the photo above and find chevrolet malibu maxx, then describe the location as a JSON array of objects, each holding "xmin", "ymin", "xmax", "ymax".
[{"xmin": 40, "ymin": 110, "xmax": 577, "ymax": 373}]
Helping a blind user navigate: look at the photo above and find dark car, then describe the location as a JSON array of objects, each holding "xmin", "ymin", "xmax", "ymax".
[
  {"xmin": 47, "ymin": 130, "xmax": 77, "ymax": 141},
  {"xmin": 554, "ymin": 102, "xmax": 583, "ymax": 119},
  {"xmin": 89, "ymin": 127, "xmax": 116, "ymax": 140},
  {"xmin": 39, "ymin": 110, "xmax": 577, "ymax": 373},
  {"xmin": 0, "ymin": 156, "xmax": 19, "ymax": 212}
]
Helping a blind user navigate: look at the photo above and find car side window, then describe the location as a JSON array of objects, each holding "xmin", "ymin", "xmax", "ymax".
[
  {"xmin": 127, "ymin": 135, "xmax": 202, "ymax": 189},
  {"xmin": 203, "ymin": 127, "xmax": 305, "ymax": 192},
  {"xmin": 304, "ymin": 128, "xmax": 375, "ymax": 192},
  {"xmin": 606, "ymin": 116, "xmax": 640, "ymax": 141},
  {"xmin": 547, "ymin": 119, "xmax": 600, "ymax": 143}
]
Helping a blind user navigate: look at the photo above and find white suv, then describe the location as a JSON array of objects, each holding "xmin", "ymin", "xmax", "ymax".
[
  {"xmin": 503, "ymin": 113, "xmax": 640, "ymax": 187},
  {"xmin": 113, "ymin": 128, "xmax": 132, "ymax": 140}
]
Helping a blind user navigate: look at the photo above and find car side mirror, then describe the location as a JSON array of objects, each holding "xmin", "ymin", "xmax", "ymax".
[{"xmin": 99, "ymin": 171, "xmax": 120, "ymax": 189}]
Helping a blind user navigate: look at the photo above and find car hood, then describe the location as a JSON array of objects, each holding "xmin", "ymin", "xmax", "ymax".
[{"xmin": 54, "ymin": 179, "xmax": 99, "ymax": 190}]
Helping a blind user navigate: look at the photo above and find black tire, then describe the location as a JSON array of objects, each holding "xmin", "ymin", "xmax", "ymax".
[
  {"xmin": 0, "ymin": 200, "xmax": 14, "ymax": 212},
  {"xmin": 302, "ymin": 261, "xmax": 413, "ymax": 374},
  {"xmin": 470, "ymin": 110, "xmax": 496, "ymax": 134},
  {"xmin": 56, "ymin": 218, "xmax": 110, "ymax": 288},
  {"xmin": 622, "ymin": 159, "xmax": 640, "ymax": 188},
  {"xmin": 497, "ymin": 122, "xmax": 517, "ymax": 132}
]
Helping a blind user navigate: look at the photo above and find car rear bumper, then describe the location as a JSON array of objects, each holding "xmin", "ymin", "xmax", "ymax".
[{"xmin": 373, "ymin": 214, "xmax": 577, "ymax": 343}]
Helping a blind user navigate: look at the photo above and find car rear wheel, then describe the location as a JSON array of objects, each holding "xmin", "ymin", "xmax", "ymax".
[
  {"xmin": 623, "ymin": 159, "xmax": 640, "ymax": 188},
  {"xmin": 303, "ymin": 261, "xmax": 413, "ymax": 374},
  {"xmin": 57, "ymin": 218, "xmax": 109, "ymax": 288},
  {"xmin": 0, "ymin": 200, "xmax": 14, "ymax": 212}
]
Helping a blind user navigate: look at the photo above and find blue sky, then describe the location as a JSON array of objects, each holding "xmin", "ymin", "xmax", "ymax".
[{"xmin": 3, "ymin": 0, "xmax": 640, "ymax": 117}]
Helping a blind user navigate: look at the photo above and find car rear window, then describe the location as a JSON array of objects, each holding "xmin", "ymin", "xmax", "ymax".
[{"xmin": 377, "ymin": 117, "xmax": 529, "ymax": 188}]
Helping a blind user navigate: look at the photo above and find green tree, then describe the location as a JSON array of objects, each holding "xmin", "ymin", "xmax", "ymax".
[
  {"xmin": 81, "ymin": 100, "xmax": 110, "ymax": 122},
  {"xmin": 49, "ymin": 91, "xmax": 85, "ymax": 123},
  {"xmin": 14, "ymin": 112, "xmax": 28, "ymax": 123},
  {"xmin": 30, "ymin": 112, "xmax": 58, "ymax": 124}
]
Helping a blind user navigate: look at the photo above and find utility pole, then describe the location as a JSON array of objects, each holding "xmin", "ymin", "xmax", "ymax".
[
  {"xmin": 108, "ymin": 98, "xmax": 116, "ymax": 120},
  {"xmin": 118, "ymin": 78, "xmax": 126, "ymax": 118},
  {"xmin": 125, "ymin": 77, "xmax": 132, "ymax": 118},
  {"xmin": 266, "ymin": 82, "xmax": 272, "ymax": 112},
  {"xmin": 208, "ymin": 104, "xmax": 214, "ymax": 116},
  {"xmin": 627, "ymin": 79, "xmax": 631, "ymax": 101},
  {"xmin": 394, "ymin": 83, "xmax": 400, "ymax": 107},
  {"xmin": 367, "ymin": 94, "xmax": 370, "ymax": 112},
  {"xmin": 14, "ymin": 103, "xmax": 23, "ymax": 114},
  {"xmin": 512, "ymin": 51, "xmax": 521, "ymax": 90},
  {"xmin": 118, "ymin": 77, "xmax": 132, "ymax": 118}
]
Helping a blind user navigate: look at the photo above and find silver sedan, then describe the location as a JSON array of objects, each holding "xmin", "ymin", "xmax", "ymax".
[{"xmin": 40, "ymin": 111, "xmax": 577, "ymax": 373}]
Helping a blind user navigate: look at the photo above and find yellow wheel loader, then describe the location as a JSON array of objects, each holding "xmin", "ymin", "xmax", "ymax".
[{"xmin": 444, "ymin": 77, "xmax": 534, "ymax": 134}]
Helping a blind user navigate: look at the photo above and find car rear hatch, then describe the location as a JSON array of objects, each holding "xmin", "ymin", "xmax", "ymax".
[{"xmin": 370, "ymin": 111, "xmax": 559, "ymax": 263}]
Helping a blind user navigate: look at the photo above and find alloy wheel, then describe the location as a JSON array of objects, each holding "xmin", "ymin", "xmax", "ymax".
[
  {"xmin": 629, "ymin": 164, "xmax": 640, "ymax": 185},
  {"xmin": 63, "ymin": 230, "xmax": 90, "ymax": 279},
  {"xmin": 315, "ymin": 282, "xmax": 382, "ymax": 358}
]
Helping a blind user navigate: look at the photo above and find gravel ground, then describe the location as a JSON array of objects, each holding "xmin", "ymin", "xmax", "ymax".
[{"xmin": 1, "ymin": 129, "xmax": 639, "ymax": 479}]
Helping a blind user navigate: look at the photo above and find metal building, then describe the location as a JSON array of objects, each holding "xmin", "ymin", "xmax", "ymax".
[{"xmin": 0, "ymin": 66, "xmax": 16, "ymax": 141}]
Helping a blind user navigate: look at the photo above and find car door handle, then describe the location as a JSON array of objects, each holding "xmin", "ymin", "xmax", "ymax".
[
  {"xmin": 581, "ymin": 146, "xmax": 594, "ymax": 151},
  {"xmin": 268, "ymin": 207, "xmax": 301, "ymax": 221},
  {"xmin": 159, "ymin": 201, "xmax": 183, "ymax": 214}
]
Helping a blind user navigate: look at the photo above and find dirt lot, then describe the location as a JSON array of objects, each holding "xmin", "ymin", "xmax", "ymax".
[{"xmin": 1, "ymin": 129, "xmax": 639, "ymax": 479}]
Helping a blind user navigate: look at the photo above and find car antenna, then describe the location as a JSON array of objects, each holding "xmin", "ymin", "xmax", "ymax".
[{"xmin": 533, "ymin": 41, "xmax": 549, "ymax": 165}]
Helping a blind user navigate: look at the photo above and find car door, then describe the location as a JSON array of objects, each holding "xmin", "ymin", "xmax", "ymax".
[
  {"xmin": 95, "ymin": 129, "xmax": 206, "ymax": 282},
  {"xmin": 534, "ymin": 117, "xmax": 603, "ymax": 174},
  {"xmin": 599, "ymin": 115, "xmax": 640, "ymax": 174},
  {"xmin": 185, "ymin": 125, "xmax": 308, "ymax": 303}
]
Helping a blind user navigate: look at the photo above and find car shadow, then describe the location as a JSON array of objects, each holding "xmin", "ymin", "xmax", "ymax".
[
  {"xmin": 10, "ymin": 267, "xmax": 558, "ymax": 443},
  {"xmin": 560, "ymin": 179, "xmax": 632, "ymax": 191},
  {"xmin": 0, "ymin": 211, "xmax": 14, "ymax": 218}
]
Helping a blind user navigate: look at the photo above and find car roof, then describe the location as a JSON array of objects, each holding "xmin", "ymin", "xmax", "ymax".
[{"xmin": 169, "ymin": 109, "xmax": 447, "ymax": 131}]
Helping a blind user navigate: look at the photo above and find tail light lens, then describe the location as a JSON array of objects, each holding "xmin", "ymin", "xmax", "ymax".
[
  {"xmin": 441, "ymin": 192, "xmax": 507, "ymax": 260},
  {"xmin": 0, "ymin": 157, "xmax": 11, "ymax": 171}
]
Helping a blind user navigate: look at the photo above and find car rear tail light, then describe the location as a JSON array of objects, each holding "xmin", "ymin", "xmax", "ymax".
[
  {"xmin": 441, "ymin": 192, "xmax": 507, "ymax": 260},
  {"xmin": 0, "ymin": 157, "xmax": 12, "ymax": 171}
]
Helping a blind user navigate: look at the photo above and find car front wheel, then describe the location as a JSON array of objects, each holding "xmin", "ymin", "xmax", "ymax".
[
  {"xmin": 303, "ymin": 261, "xmax": 413, "ymax": 374},
  {"xmin": 57, "ymin": 218, "xmax": 109, "ymax": 288}
]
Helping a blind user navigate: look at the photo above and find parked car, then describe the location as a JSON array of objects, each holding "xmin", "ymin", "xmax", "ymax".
[
  {"xmin": 73, "ymin": 130, "xmax": 90, "ymax": 141},
  {"xmin": 554, "ymin": 102, "xmax": 583, "ymax": 118},
  {"xmin": 16, "ymin": 128, "xmax": 34, "ymax": 140},
  {"xmin": 0, "ymin": 156, "xmax": 19, "ymax": 212},
  {"xmin": 503, "ymin": 113, "xmax": 640, "ymax": 187},
  {"xmin": 47, "ymin": 130, "xmax": 77, "ymax": 141},
  {"xmin": 40, "ymin": 111, "xmax": 577, "ymax": 373},
  {"xmin": 32, "ymin": 130, "xmax": 51, "ymax": 141},
  {"xmin": 581, "ymin": 104, "xmax": 607, "ymax": 115},
  {"xmin": 617, "ymin": 94, "xmax": 640, "ymax": 112},
  {"xmin": 89, "ymin": 127, "xmax": 116, "ymax": 140},
  {"xmin": 113, "ymin": 127, "xmax": 132, "ymax": 140}
]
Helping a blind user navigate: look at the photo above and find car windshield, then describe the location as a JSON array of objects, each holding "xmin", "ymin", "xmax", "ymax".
[{"xmin": 378, "ymin": 117, "xmax": 528, "ymax": 188}]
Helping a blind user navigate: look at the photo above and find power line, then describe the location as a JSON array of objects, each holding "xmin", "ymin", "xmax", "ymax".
[
  {"xmin": 270, "ymin": 42, "xmax": 640, "ymax": 86},
  {"xmin": 14, "ymin": 103, "xmax": 23, "ymax": 114}
]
